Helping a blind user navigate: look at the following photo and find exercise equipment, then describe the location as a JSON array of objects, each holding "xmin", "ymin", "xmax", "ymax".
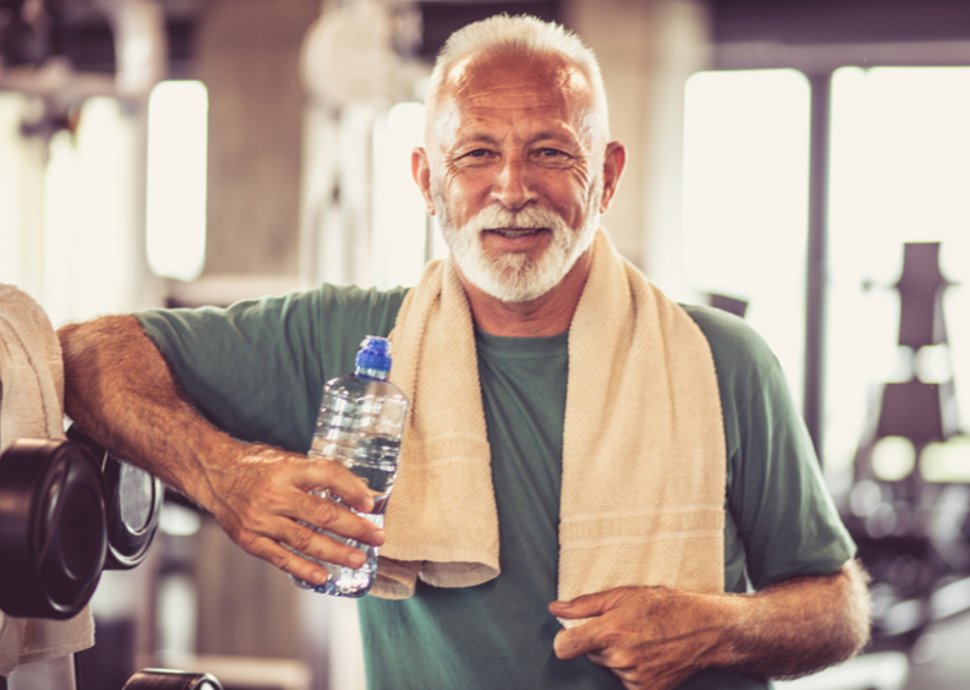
[
  {"xmin": 0, "ymin": 429, "xmax": 165, "ymax": 620},
  {"xmin": 68, "ymin": 429, "xmax": 164, "ymax": 570},
  {"xmin": 846, "ymin": 242, "xmax": 970, "ymax": 648},
  {"xmin": 123, "ymin": 669, "xmax": 223, "ymax": 690},
  {"xmin": 0, "ymin": 439, "xmax": 106, "ymax": 620},
  {"xmin": 0, "ymin": 434, "xmax": 222, "ymax": 690}
]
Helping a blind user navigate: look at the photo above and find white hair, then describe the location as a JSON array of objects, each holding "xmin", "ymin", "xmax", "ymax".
[{"xmin": 425, "ymin": 14, "xmax": 610, "ymax": 143}]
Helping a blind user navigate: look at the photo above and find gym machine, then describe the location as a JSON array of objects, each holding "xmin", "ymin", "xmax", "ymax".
[{"xmin": 844, "ymin": 242, "xmax": 970, "ymax": 650}]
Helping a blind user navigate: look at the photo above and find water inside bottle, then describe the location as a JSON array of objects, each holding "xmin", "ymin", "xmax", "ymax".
[{"xmin": 291, "ymin": 375, "xmax": 407, "ymax": 596}]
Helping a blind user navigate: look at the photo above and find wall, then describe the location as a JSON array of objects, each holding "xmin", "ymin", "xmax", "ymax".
[
  {"xmin": 565, "ymin": 0, "xmax": 711, "ymax": 295},
  {"xmin": 181, "ymin": 0, "xmax": 322, "ymax": 669},
  {"xmin": 194, "ymin": 0, "xmax": 320, "ymax": 278}
]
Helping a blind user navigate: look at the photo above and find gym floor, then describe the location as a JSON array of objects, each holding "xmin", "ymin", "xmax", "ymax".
[
  {"xmin": 777, "ymin": 609, "xmax": 970, "ymax": 690},
  {"xmin": 903, "ymin": 611, "xmax": 970, "ymax": 689}
]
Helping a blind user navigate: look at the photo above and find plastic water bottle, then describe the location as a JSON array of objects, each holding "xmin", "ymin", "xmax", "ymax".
[{"xmin": 291, "ymin": 336, "xmax": 408, "ymax": 596}]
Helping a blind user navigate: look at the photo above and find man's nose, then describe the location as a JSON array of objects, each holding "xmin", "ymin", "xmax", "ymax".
[{"xmin": 491, "ymin": 156, "xmax": 537, "ymax": 210}]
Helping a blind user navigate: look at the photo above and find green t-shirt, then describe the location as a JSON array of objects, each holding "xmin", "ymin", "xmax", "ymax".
[{"xmin": 138, "ymin": 284, "xmax": 855, "ymax": 690}]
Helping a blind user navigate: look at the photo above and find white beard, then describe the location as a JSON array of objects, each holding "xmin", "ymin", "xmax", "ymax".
[{"xmin": 434, "ymin": 178, "xmax": 603, "ymax": 303}]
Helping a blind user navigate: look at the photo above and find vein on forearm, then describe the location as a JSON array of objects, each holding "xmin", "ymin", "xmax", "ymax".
[{"xmin": 59, "ymin": 314, "xmax": 237, "ymax": 507}]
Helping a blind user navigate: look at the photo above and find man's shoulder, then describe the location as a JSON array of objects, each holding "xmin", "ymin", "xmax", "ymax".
[
  {"xmin": 138, "ymin": 283, "xmax": 412, "ymax": 349},
  {"xmin": 678, "ymin": 303, "xmax": 784, "ymax": 394},
  {"xmin": 238, "ymin": 282, "xmax": 411, "ymax": 323},
  {"xmin": 679, "ymin": 303, "xmax": 770, "ymax": 360},
  {"xmin": 257, "ymin": 282, "xmax": 410, "ymax": 308},
  {"xmin": 314, "ymin": 282, "xmax": 412, "ymax": 303},
  {"xmin": 310, "ymin": 282, "xmax": 411, "ymax": 326}
]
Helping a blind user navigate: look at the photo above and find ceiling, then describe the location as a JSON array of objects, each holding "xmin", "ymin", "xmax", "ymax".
[{"xmin": 2, "ymin": 0, "xmax": 969, "ymax": 77}]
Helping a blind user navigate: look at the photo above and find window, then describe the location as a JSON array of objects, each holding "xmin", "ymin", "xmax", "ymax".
[
  {"xmin": 682, "ymin": 65, "xmax": 970, "ymax": 481},
  {"xmin": 1, "ymin": 94, "xmax": 136, "ymax": 324},
  {"xmin": 371, "ymin": 101, "xmax": 440, "ymax": 289},
  {"xmin": 681, "ymin": 69, "xmax": 812, "ymax": 406},
  {"xmin": 1, "ymin": 80, "xmax": 209, "ymax": 323},
  {"xmin": 826, "ymin": 66, "xmax": 970, "ymax": 479},
  {"xmin": 0, "ymin": 94, "xmax": 30, "ymax": 290},
  {"xmin": 146, "ymin": 80, "xmax": 209, "ymax": 282}
]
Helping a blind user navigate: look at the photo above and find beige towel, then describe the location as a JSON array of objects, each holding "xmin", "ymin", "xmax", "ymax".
[
  {"xmin": 0, "ymin": 284, "xmax": 95, "ymax": 677},
  {"xmin": 374, "ymin": 230, "xmax": 726, "ymax": 608}
]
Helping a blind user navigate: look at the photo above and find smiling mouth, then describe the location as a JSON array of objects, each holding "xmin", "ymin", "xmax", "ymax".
[{"xmin": 484, "ymin": 227, "xmax": 549, "ymax": 238}]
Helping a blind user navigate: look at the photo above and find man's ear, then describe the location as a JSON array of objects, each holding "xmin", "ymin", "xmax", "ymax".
[
  {"xmin": 412, "ymin": 147, "xmax": 436, "ymax": 215},
  {"xmin": 599, "ymin": 141, "xmax": 626, "ymax": 213}
]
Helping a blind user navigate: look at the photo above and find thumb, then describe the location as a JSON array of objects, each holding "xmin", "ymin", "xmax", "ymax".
[{"xmin": 549, "ymin": 587, "xmax": 628, "ymax": 620}]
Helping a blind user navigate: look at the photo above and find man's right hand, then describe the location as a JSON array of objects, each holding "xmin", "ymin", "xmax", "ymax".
[{"xmin": 202, "ymin": 443, "xmax": 385, "ymax": 585}]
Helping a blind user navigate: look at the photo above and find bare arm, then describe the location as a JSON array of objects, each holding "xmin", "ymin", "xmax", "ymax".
[
  {"xmin": 550, "ymin": 559, "xmax": 871, "ymax": 690},
  {"xmin": 58, "ymin": 314, "xmax": 384, "ymax": 584}
]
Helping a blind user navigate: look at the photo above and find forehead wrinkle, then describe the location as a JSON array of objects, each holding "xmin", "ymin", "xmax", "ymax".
[
  {"xmin": 426, "ymin": 50, "xmax": 600, "ymax": 154},
  {"xmin": 455, "ymin": 58, "xmax": 579, "ymax": 106}
]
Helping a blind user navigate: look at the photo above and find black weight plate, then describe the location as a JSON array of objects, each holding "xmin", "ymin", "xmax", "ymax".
[
  {"xmin": 66, "ymin": 428, "xmax": 164, "ymax": 570},
  {"xmin": 0, "ymin": 439, "xmax": 107, "ymax": 619},
  {"xmin": 102, "ymin": 453, "xmax": 163, "ymax": 569}
]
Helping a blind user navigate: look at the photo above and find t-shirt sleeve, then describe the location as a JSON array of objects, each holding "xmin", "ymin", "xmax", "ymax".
[
  {"xmin": 136, "ymin": 284, "xmax": 408, "ymax": 452},
  {"xmin": 687, "ymin": 305, "xmax": 856, "ymax": 589}
]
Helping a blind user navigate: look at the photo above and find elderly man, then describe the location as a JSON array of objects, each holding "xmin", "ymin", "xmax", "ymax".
[{"xmin": 59, "ymin": 14, "xmax": 870, "ymax": 690}]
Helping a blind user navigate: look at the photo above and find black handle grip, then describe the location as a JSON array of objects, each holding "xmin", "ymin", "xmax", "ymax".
[{"xmin": 122, "ymin": 669, "xmax": 223, "ymax": 690}]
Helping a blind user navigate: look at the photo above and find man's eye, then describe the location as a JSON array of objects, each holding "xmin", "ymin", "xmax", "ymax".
[
  {"xmin": 464, "ymin": 149, "xmax": 492, "ymax": 159},
  {"xmin": 535, "ymin": 148, "xmax": 569, "ymax": 160}
]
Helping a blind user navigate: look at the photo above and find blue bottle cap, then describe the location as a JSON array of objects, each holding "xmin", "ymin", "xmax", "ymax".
[{"xmin": 355, "ymin": 336, "xmax": 392, "ymax": 376}]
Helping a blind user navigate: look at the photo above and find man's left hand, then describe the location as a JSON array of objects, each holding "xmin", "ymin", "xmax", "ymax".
[{"xmin": 549, "ymin": 585, "xmax": 726, "ymax": 690}]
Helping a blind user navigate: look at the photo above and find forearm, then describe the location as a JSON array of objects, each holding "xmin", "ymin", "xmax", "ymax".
[
  {"xmin": 58, "ymin": 314, "xmax": 240, "ymax": 509},
  {"xmin": 713, "ymin": 560, "xmax": 872, "ymax": 678},
  {"xmin": 59, "ymin": 314, "xmax": 383, "ymax": 582}
]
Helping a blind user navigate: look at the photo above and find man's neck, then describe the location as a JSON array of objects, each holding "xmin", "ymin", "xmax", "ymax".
[{"xmin": 458, "ymin": 251, "xmax": 593, "ymax": 337}]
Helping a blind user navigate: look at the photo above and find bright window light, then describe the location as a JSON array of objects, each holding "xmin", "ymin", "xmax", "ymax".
[
  {"xmin": 921, "ymin": 437, "xmax": 970, "ymax": 483},
  {"xmin": 681, "ymin": 69, "xmax": 811, "ymax": 406},
  {"xmin": 42, "ymin": 129, "xmax": 78, "ymax": 323},
  {"xmin": 871, "ymin": 436, "xmax": 917, "ymax": 482},
  {"xmin": 45, "ymin": 106, "xmax": 132, "ymax": 324},
  {"xmin": 824, "ymin": 66, "xmax": 970, "ymax": 475},
  {"xmin": 73, "ymin": 97, "xmax": 139, "ymax": 319},
  {"xmin": 146, "ymin": 80, "xmax": 208, "ymax": 281},
  {"xmin": 371, "ymin": 101, "xmax": 428, "ymax": 289},
  {"xmin": 0, "ymin": 95, "xmax": 27, "ymax": 287},
  {"xmin": 9, "ymin": 95, "xmax": 144, "ymax": 323}
]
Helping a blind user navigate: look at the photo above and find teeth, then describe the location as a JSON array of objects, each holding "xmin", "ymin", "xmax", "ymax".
[{"xmin": 493, "ymin": 228, "xmax": 540, "ymax": 238}]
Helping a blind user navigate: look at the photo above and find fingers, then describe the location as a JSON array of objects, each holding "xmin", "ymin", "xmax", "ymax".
[
  {"xmin": 239, "ymin": 530, "xmax": 363, "ymax": 586},
  {"xmin": 208, "ymin": 446, "xmax": 389, "ymax": 579},
  {"xmin": 550, "ymin": 586, "xmax": 705, "ymax": 690},
  {"xmin": 289, "ymin": 456, "xmax": 377, "ymax": 514},
  {"xmin": 549, "ymin": 588, "xmax": 627, "ymax": 620},
  {"xmin": 552, "ymin": 615, "xmax": 680, "ymax": 690},
  {"xmin": 553, "ymin": 621, "xmax": 599, "ymax": 660},
  {"xmin": 228, "ymin": 493, "xmax": 377, "ymax": 561},
  {"xmin": 228, "ymin": 492, "xmax": 382, "ymax": 584},
  {"xmin": 549, "ymin": 586, "xmax": 660, "ymax": 660},
  {"xmin": 284, "ymin": 459, "xmax": 387, "ymax": 553},
  {"xmin": 287, "ymin": 489, "xmax": 386, "ymax": 548},
  {"xmin": 550, "ymin": 589, "xmax": 633, "ymax": 660}
]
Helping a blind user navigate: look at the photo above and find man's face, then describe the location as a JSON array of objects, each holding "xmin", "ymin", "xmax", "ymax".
[{"xmin": 417, "ymin": 51, "xmax": 610, "ymax": 303}]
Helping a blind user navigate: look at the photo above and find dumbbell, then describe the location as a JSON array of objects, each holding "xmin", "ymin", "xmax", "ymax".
[
  {"xmin": 67, "ymin": 429, "xmax": 164, "ymax": 570},
  {"xmin": 0, "ymin": 439, "xmax": 106, "ymax": 619},
  {"xmin": 0, "ymin": 434, "xmax": 164, "ymax": 619}
]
